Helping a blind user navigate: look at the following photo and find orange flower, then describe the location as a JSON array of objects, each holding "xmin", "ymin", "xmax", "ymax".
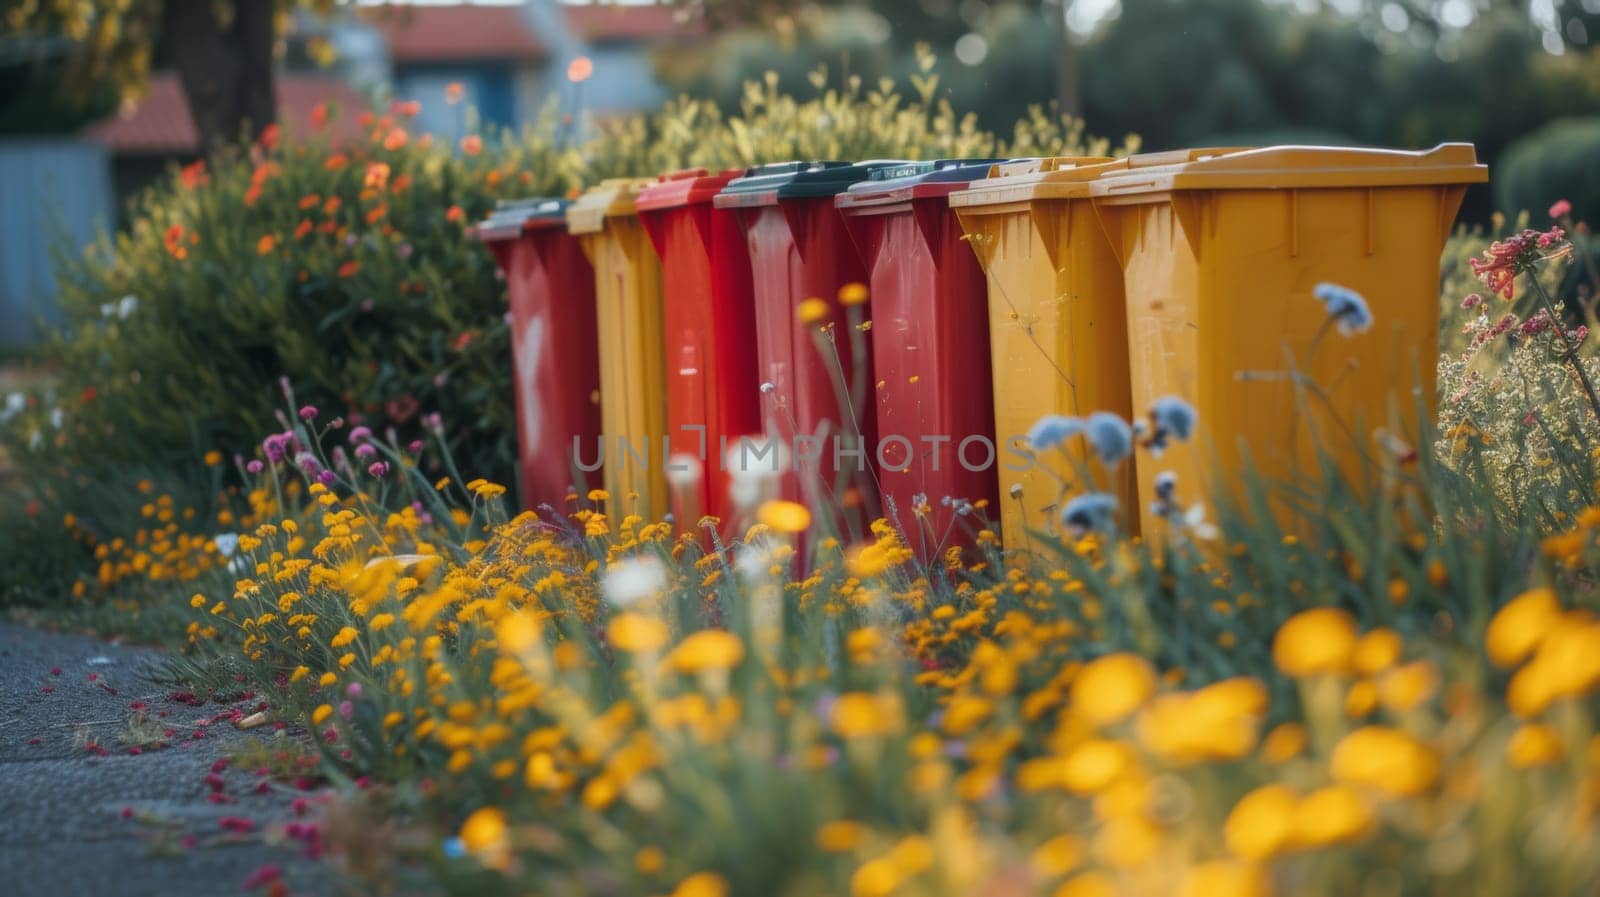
[
  {"xmin": 294, "ymin": 219, "xmax": 313, "ymax": 240},
  {"xmin": 383, "ymin": 127, "xmax": 408, "ymax": 151},
  {"xmin": 390, "ymin": 174, "xmax": 411, "ymax": 194},
  {"xmin": 445, "ymin": 205, "xmax": 465, "ymax": 223},
  {"xmin": 164, "ymin": 224, "xmax": 188, "ymax": 259},
  {"xmin": 567, "ymin": 55, "xmax": 594, "ymax": 83},
  {"xmin": 325, "ymin": 153, "xmax": 348, "ymax": 171},
  {"xmin": 323, "ymin": 196, "xmax": 342, "ymax": 215},
  {"xmin": 391, "ymin": 99, "xmax": 421, "ymax": 118},
  {"xmin": 364, "ymin": 162, "xmax": 390, "ymax": 190},
  {"xmin": 311, "ymin": 101, "xmax": 329, "ymax": 128},
  {"xmin": 179, "ymin": 161, "xmax": 207, "ymax": 189},
  {"xmin": 244, "ymin": 184, "xmax": 262, "ymax": 206},
  {"xmin": 365, "ymin": 204, "xmax": 387, "ymax": 225},
  {"xmin": 445, "ymin": 82, "xmax": 465, "ymax": 104},
  {"xmin": 460, "ymin": 134, "xmax": 483, "ymax": 156},
  {"xmin": 258, "ymin": 122, "xmax": 280, "ymax": 151},
  {"xmin": 338, "ymin": 260, "xmax": 359, "ymax": 278},
  {"xmin": 257, "ymin": 234, "xmax": 277, "ymax": 255},
  {"xmin": 298, "ymin": 194, "xmax": 321, "ymax": 210},
  {"xmin": 485, "ymin": 169, "xmax": 502, "ymax": 187}
]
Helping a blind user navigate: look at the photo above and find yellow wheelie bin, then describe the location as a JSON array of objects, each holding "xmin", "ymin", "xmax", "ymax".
[
  {"xmin": 948, "ymin": 154, "xmax": 1134, "ymax": 551},
  {"xmin": 1089, "ymin": 144, "xmax": 1487, "ymax": 533},
  {"xmin": 568, "ymin": 179, "xmax": 669, "ymax": 520}
]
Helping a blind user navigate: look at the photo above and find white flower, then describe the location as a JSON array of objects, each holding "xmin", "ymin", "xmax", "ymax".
[
  {"xmin": 665, "ymin": 453, "xmax": 703, "ymax": 490},
  {"xmin": 0, "ymin": 392, "xmax": 24, "ymax": 425},
  {"xmin": 116, "ymin": 295, "xmax": 140, "ymax": 319},
  {"xmin": 28, "ymin": 428, "xmax": 42, "ymax": 449},
  {"xmin": 1184, "ymin": 502, "xmax": 1219, "ymax": 541},
  {"xmin": 213, "ymin": 533, "xmax": 240, "ymax": 558},
  {"xmin": 602, "ymin": 556, "xmax": 668, "ymax": 608},
  {"xmin": 725, "ymin": 437, "xmax": 787, "ymax": 510},
  {"xmin": 49, "ymin": 408, "xmax": 64, "ymax": 429}
]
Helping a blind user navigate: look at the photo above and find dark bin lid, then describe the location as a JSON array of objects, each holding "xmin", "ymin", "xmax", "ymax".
[
  {"xmin": 836, "ymin": 159, "xmax": 1005, "ymax": 209},
  {"xmin": 469, "ymin": 197, "xmax": 572, "ymax": 242},
  {"xmin": 712, "ymin": 160, "xmax": 910, "ymax": 208}
]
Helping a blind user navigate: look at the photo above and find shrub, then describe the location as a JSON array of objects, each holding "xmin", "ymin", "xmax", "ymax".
[{"xmin": 1495, "ymin": 117, "xmax": 1600, "ymax": 227}]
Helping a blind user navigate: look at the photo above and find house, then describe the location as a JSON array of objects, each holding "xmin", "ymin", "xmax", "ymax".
[{"xmin": 339, "ymin": 2, "xmax": 699, "ymax": 139}]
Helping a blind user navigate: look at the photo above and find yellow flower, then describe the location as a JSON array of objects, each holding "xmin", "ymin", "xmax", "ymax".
[
  {"xmin": 459, "ymin": 806, "xmax": 508, "ymax": 856},
  {"xmin": 1351, "ymin": 627, "xmax": 1402, "ymax": 675},
  {"xmin": 496, "ymin": 612, "xmax": 542, "ymax": 655},
  {"xmin": 1031, "ymin": 834, "xmax": 1084, "ymax": 878},
  {"xmin": 838, "ymin": 282, "xmax": 869, "ymax": 306},
  {"xmin": 1060, "ymin": 739, "xmax": 1135, "ymax": 794},
  {"xmin": 758, "ymin": 499, "xmax": 812, "ymax": 533},
  {"xmin": 1507, "ymin": 723, "xmax": 1565, "ymax": 768},
  {"xmin": 1345, "ymin": 679, "xmax": 1378, "ymax": 717},
  {"xmin": 203, "ymin": 450, "xmax": 223, "ymax": 466},
  {"xmin": 1272, "ymin": 607, "xmax": 1357, "ymax": 677},
  {"xmin": 1070, "ymin": 653, "xmax": 1156, "ymax": 726},
  {"xmin": 331, "ymin": 626, "xmax": 358, "ymax": 648},
  {"xmin": 1177, "ymin": 860, "xmax": 1268, "ymax": 897},
  {"xmin": 369, "ymin": 613, "xmax": 395, "ymax": 631},
  {"xmin": 189, "ymin": 593, "xmax": 207, "ymax": 608},
  {"xmin": 1260, "ymin": 723, "xmax": 1306, "ymax": 763},
  {"xmin": 671, "ymin": 872, "xmax": 728, "ymax": 897},
  {"xmin": 1093, "ymin": 814, "xmax": 1161, "ymax": 868},
  {"xmin": 311, "ymin": 704, "xmax": 334, "ymax": 726},
  {"xmin": 1377, "ymin": 660, "xmax": 1438, "ymax": 712},
  {"xmin": 797, "ymin": 297, "xmax": 830, "ymax": 325},
  {"xmin": 608, "ymin": 613, "xmax": 669, "ymax": 653},
  {"xmin": 816, "ymin": 819, "xmax": 866, "ymax": 852},
  {"xmin": 1053, "ymin": 872, "xmax": 1117, "ymax": 897},
  {"xmin": 1330, "ymin": 726, "xmax": 1438, "ymax": 796},
  {"xmin": 832, "ymin": 691, "xmax": 903, "ymax": 738},
  {"xmin": 1290, "ymin": 784, "xmax": 1373, "ymax": 847},
  {"xmin": 667, "ymin": 629, "xmax": 745, "ymax": 675},
  {"xmin": 289, "ymin": 665, "xmax": 310, "ymax": 683},
  {"xmin": 1486, "ymin": 588, "xmax": 1562, "ymax": 669},
  {"xmin": 318, "ymin": 672, "xmax": 338, "ymax": 687},
  {"xmin": 1224, "ymin": 783, "xmax": 1297, "ymax": 860},
  {"xmin": 635, "ymin": 846, "xmax": 665, "ymax": 874}
]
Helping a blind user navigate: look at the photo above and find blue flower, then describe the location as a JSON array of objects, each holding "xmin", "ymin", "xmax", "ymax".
[
  {"xmin": 1084, "ymin": 412, "xmax": 1133, "ymax": 467},
  {"xmin": 1313, "ymin": 282, "xmax": 1373, "ymax": 336},
  {"xmin": 1149, "ymin": 397, "xmax": 1197, "ymax": 441},
  {"xmin": 1026, "ymin": 414, "xmax": 1083, "ymax": 451},
  {"xmin": 1061, "ymin": 492, "xmax": 1118, "ymax": 534}
]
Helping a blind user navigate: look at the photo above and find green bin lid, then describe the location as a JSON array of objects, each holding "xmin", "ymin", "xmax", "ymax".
[
  {"xmin": 713, "ymin": 160, "xmax": 910, "ymax": 208},
  {"xmin": 468, "ymin": 197, "xmax": 571, "ymax": 242}
]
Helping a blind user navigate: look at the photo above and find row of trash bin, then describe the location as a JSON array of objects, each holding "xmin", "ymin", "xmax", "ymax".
[{"xmin": 471, "ymin": 144, "xmax": 1487, "ymax": 555}]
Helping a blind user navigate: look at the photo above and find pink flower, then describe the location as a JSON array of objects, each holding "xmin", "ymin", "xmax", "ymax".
[
  {"xmin": 1460, "ymin": 292, "xmax": 1483, "ymax": 309},
  {"xmin": 242, "ymin": 863, "xmax": 281, "ymax": 889},
  {"xmin": 1551, "ymin": 199, "xmax": 1573, "ymax": 219}
]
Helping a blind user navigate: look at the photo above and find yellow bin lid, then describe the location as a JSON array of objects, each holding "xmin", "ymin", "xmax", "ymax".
[
  {"xmin": 566, "ymin": 177, "xmax": 654, "ymax": 234},
  {"xmin": 1090, "ymin": 143, "xmax": 1487, "ymax": 201},
  {"xmin": 948, "ymin": 150, "xmax": 1253, "ymax": 207}
]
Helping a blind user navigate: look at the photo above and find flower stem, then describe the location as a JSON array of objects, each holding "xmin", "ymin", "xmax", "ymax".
[{"xmin": 1527, "ymin": 273, "xmax": 1600, "ymax": 424}]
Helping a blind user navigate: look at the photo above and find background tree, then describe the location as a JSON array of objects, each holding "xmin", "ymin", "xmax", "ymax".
[{"xmin": 3, "ymin": 0, "xmax": 340, "ymax": 147}]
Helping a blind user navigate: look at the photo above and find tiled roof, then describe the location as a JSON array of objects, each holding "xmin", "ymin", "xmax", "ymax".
[
  {"xmin": 362, "ymin": 2, "xmax": 698, "ymax": 63},
  {"xmin": 88, "ymin": 73, "xmax": 370, "ymax": 155}
]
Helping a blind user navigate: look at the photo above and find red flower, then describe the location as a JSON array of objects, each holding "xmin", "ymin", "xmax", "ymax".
[
  {"xmin": 80, "ymin": 385, "xmax": 97, "ymax": 403},
  {"xmin": 258, "ymin": 123, "xmax": 280, "ymax": 152}
]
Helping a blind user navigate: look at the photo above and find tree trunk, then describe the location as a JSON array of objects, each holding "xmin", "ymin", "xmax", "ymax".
[
  {"xmin": 162, "ymin": 0, "xmax": 278, "ymax": 150},
  {"xmin": 1057, "ymin": 28, "xmax": 1081, "ymax": 119}
]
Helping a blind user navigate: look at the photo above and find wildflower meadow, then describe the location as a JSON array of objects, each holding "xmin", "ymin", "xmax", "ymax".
[{"xmin": 5, "ymin": 61, "xmax": 1600, "ymax": 897}]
